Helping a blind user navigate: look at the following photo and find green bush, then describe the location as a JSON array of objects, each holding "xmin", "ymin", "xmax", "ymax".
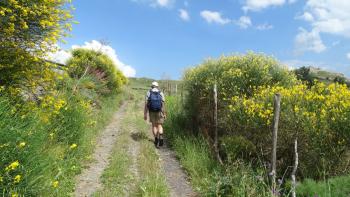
[
  {"xmin": 66, "ymin": 49, "xmax": 127, "ymax": 93},
  {"xmin": 220, "ymin": 136, "xmax": 257, "ymax": 162}
]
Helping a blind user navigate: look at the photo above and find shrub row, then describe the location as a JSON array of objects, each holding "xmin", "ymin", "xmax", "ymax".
[{"xmin": 182, "ymin": 52, "xmax": 350, "ymax": 180}]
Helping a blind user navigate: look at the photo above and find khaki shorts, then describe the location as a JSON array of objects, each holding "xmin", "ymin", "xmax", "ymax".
[{"xmin": 149, "ymin": 111, "xmax": 164, "ymax": 124}]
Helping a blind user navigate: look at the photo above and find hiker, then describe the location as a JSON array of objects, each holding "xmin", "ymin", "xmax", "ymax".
[{"xmin": 144, "ymin": 81, "xmax": 166, "ymax": 148}]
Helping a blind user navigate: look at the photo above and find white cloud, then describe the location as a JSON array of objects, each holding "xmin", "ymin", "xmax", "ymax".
[
  {"xmin": 200, "ymin": 10, "xmax": 231, "ymax": 25},
  {"xmin": 300, "ymin": 0, "xmax": 350, "ymax": 37},
  {"xmin": 347, "ymin": 53, "xmax": 350, "ymax": 60},
  {"xmin": 256, "ymin": 23, "xmax": 274, "ymax": 30},
  {"xmin": 131, "ymin": 0, "xmax": 174, "ymax": 8},
  {"xmin": 49, "ymin": 40, "xmax": 136, "ymax": 77},
  {"xmin": 235, "ymin": 16, "xmax": 252, "ymax": 29},
  {"xmin": 179, "ymin": 9, "xmax": 190, "ymax": 21},
  {"xmin": 296, "ymin": 12, "xmax": 314, "ymax": 22},
  {"xmin": 243, "ymin": 0, "xmax": 286, "ymax": 12},
  {"xmin": 72, "ymin": 40, "xmax": 136, "ymax": 77},
  {"xmin": 47, "ymin": 48, "xmax": 71, "ymax": 65},
  {"xmin": 155, "ymin": 0, "xmax": 173, "ymax": 7},
  {"xmin": 295, "ymin": 0, "xmax": 350, "ymax": 54},
  {"xmin": 294, "ymin": 28, "xmax": 326, "ymax": 54}
]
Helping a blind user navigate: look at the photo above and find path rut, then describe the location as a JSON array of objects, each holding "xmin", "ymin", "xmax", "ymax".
[
  {"xmin": 158, "ymin": 141, "xmax": 198, "ymax": 197},
  {"xmin": 74, "ymin": 102, "xmax": 127, "ymax": 197}
]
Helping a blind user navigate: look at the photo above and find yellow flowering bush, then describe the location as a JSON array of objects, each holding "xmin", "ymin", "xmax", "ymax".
[
  {"xmin": 0, "ymin": 0, "xmax": 73, "ymax": 93},
  {"xmin": 183, "ymin": 53, "xmax": 349, "ymax": 180},
  {"xmin": 183, "ymin": 53, "xmax": 296, "ymax": 133},
  {"xmin": 227, "ymin": 82, "xmax": 350, "ymax": 178}
]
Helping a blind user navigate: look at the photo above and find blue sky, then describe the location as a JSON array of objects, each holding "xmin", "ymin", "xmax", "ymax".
[{"xmin": 54, "ymin": 0, "xmax": 350, "ymax": 79}]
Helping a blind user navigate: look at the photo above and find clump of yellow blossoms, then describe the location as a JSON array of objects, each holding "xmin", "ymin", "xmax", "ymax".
[
  {"xmin": 5, "ymin": 161, "xmax": 20, "ymax": 171},
  {"xmin": 70, "ymin": 143, "xmax": 77, "ymax": 149},
  {"xmin": 18, "ymin": 142, "xmax": 26, "ymax": 148},
  {"xmin": 226, "ymin": 82, "xmax": 350, "ymax": 178},
  {"xmin": 52, "ymin": 180, "xmax": 59, "ymax": 188},
  {"xmin": 13, "ymin": 175, "xmax": 21, "ymax": 183}
]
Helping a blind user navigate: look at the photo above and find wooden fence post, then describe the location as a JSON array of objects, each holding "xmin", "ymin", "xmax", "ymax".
[
  {"xmin": 270, "ymin": 93, "xmax": 281, "ymax": 195},
  {"xmin": 291, "ymin": 139, "xmax": 298, "ymax": 197},
  {"xmin": 214, "ymin": 84, "xmax": 223, "ymax": 165},
  {"xmin": 175, "ymin": 84, "xmax": 178, "ymax": 95}
]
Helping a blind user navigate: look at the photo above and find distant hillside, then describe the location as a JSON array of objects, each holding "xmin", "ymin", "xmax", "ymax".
[
  {"xmin": 128, "ymin": 77, "xmax": 182, "ymax": 95},
  {"xmin": 294, "ymin": 66, "xmax": 350, "ymax": 86}
]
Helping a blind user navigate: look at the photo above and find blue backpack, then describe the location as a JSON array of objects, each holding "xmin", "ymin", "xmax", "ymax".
[{"xmin": 148, "ymin": 91, "xmax": 162, "ymax": 112}]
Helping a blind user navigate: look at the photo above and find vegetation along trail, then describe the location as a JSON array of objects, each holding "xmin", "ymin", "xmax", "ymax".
[{"xmin": 74, "ymin": 102, "xmax": 128, "ymax": 196}]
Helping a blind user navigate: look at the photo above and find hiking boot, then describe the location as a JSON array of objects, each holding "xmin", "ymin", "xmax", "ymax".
[
  {"xmin": 154, "ymin": 137, "xmax": 159, "ymax": 147},
  {"xmin": 159, "ymin": 138, "xmax": 164, "ymax": 147},
  {"xmin": 159, "ymin": 134, "xmax": 164, "ymax": 147}
]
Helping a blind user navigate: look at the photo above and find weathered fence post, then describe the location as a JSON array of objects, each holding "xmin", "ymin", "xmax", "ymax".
[
  {"xmin": 175, "ymin": 84, "xmax": 178, "ymax": 95},
  {"xmin": 214, "ymin": 84, "xmax": 223, "ymax": 165},
  {"xmin": 291, "ymin": 139, "xmax": 298, "ymax": 197},
  {"xmin": 180, "ymin": 84, "xmax": 184, "ymax": 106},
  {"xmin": 270, "ymin": 93, "xmax": 281, "ymax": 195}
]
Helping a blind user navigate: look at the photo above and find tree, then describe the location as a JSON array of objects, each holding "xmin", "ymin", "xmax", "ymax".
[
  {"xmin": 294, "ymin": 66, "xmax": 315, "ymax": 87},
  {"xmin": 0, "ymin": 0, "xmax": 73, "ymax": 93},
  {"xmin": 333, "ymin": 76, "xmax": 346, "ymax": 85}
]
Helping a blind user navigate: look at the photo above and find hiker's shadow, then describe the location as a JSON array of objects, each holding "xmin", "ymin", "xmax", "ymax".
[{"xmin": 130, "ymin": 131, "xmax": 150, "ymax": 142}]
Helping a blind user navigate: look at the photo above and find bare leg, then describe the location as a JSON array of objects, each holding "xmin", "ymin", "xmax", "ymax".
[
  {"xmin": 152, "ymin": 123, "xmax": 158, "ymax": 137},
  {"xmin": 152, "ymin": 122, "xmax": 159, "ymax": 147},
  {"xmin": 158, "ymin": 124, "xmax": 164, "ymax": 146},
  {"xmin": 158, "ymin": 124, "xmax": 163, "ymax": 135}
]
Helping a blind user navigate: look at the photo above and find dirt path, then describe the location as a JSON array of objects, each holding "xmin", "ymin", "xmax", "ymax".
[
  {"xmin": 158, "ymin": 141, "xmax": 197, "ymax": 197},
  {"xmin": 74, "ymin": 102, "xmax": 128, "ymax": 197},
  {"xmin": 74, "ymin": 89, "xmax": 196, "ymax": 196}
]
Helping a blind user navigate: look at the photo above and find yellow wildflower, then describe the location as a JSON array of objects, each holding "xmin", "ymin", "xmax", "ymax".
[
  {"xmin": 11, "ymin": 193, "xmax": 18, "ymax": 197},
  {"xmin": 70, "ymin": 144, "xmax": 77, "ymax": 149},
  {"xmin": 18, "ymin": 142, "xmax": 26, "ymax": 148},
  {"xmin": 13, "ymin": 175, "xmax": 21, "ymax": 183},
  {"xmin": 5, "ymin": 161, "xmax": 20, "ymax": 171},
  {"xmin": 52, "ymin": 180, "xmax": 59, "ymax": 188}
]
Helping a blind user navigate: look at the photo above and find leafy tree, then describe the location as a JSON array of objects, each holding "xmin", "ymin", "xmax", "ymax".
[
  {"xmin": 0, "ymin": 0, "xmax": 73, "ymax": 93},
  {"xmin": 294, "ymin": 66, "xmax": 316, "ymax": 87},
  {"xmin": 333, "ymin": 76, "xmax": 346, "ymax": 84}
]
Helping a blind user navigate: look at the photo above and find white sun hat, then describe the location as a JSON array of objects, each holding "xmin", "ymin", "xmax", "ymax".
[{"xmin": 151, "ymin": 81, "xmax": 159, "ymax": 87}]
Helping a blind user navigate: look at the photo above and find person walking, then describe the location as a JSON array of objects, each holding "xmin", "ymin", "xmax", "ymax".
[{"xmin": 144, "ymin": 81, "xmax": 166, "ymax": 148}]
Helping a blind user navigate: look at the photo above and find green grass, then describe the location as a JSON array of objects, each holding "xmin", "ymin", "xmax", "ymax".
[
  {"xmin": 93, "ymin": 110, "xmax": 133, "ymax": 196},
  {"xmin": 297, "ymin": 175, "xmax": 350, "ymax": 197},
  {"xmin": 132, "ymin": 89, "xmax": 169, "ymax": 197},
  {"xmin": 93, "ymin": 87, "xmax": 169, "ymax": 196}
]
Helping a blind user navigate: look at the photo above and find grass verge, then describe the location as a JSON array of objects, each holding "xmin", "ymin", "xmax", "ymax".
[
  {"xmin": 0, "ymin": 89, "xmax": 125, "ymax": 196},
  {"xmin": 297, "ymin": 175, "xmax": 350, "ymax": 197},
  {"xmin": 164, "ymin": 96, "xmax": 272, "ymax": 197}
]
